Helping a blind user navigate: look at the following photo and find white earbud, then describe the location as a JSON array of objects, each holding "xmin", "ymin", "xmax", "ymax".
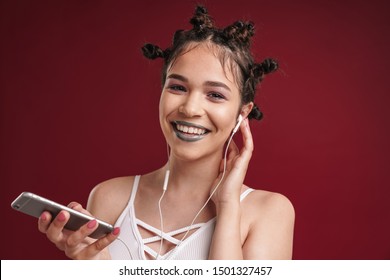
[
  {"xmin": 156, "ymin": 114, "xmax": 244, "ymax": 259},
  {"xmin": 163, "ymin": 170, "xmax": 170, "ymax": 191},
  {"xmin": 232, "ymin": 114, "xmax": 244, "ymax": 134}
]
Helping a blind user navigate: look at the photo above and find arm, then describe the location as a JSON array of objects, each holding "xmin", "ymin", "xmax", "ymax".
[
  {"xmin": 37, "ymin": 182, "xmax": 121, "ymax": 260},
  {"xmin": 209, "ymin": 200, "xmax": 243, "ymax": 259},
  {"xmin": 210, "ymin": 193, "xmax": 295, "ymax": 260},
  {"xmin": 209, "ymin": 118, "xmax": 252, "ymax": 259},
  {"xmin": 242, "ymin": 192, "xmax": 295, "ymax": 259},
  {"xmin": 208, "ymin": 118, "xmax": 295, "ymax": 259}
]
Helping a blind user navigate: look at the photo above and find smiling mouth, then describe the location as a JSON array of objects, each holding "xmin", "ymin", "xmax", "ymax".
[{"xmin": 171, "ymin": 121, "xmax": 210, "ymax": 142}]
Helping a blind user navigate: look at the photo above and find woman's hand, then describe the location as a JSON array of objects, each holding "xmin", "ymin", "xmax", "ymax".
[
  {"xmin": 211, "ymin": 118, "xmax": 253, "ymax": 209},
  {"xmin": 208, "ymin": 118, "xmax": 253, "ymax": 259},
  {"xmin": 37, "ymin": 202, "xmax": 120, "ymax": 260},
  {"xmin": 209, "ymin": 118, "xmax": 295, "ymax": 260}
]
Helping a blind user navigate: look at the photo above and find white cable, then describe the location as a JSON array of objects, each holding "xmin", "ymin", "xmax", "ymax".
[
  {"xmin": 156, "ymin": 188, "xmax": 167, "ymax": 260},
  {"xmin": 116, "ymin": 237, "xmax": 133, "ymax": 259},
  {"xmin": 115, "ymin": 132, "xmax": 235, "ymax": 260},
  {"xmin": 167, "ymin": 130, "xmax": 235, "ymax": 258},
  {"xmin": 115, "ymin": 187, "xmax": 166, "ymax": 261},
  {"xmin": 115, "ymin": 144, "xmax": 172, "ymax": 260},
  {"xmin": 156, "ymin": 144, "xmax": 171, "ymax": 260}
]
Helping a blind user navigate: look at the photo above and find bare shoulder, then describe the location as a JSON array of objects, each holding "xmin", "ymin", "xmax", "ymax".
[
  {"xmin": 241, "ymin": 187, "xmax": 295, "ymax": 259},
  {"xmin": 87, "ymin": 176, "xmax": 136, "ymax": 224},
  {"xmin": 242, "ymin": 187, "xmax": 295, "ymax": 223}
]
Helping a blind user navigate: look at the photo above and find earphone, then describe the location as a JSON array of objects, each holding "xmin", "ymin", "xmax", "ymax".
[
  {"xmin": 233, "ymin": 114, "xmax": 244, "ymax": 134},
  {"xmin": 118, "ymin": 115, "xmax": 245, "ymax": 260},
  {"xmin": 162, "ymin": 114, "xmax": 242, "ymax": 193},
  {"xmin": 162, "ymin": 170, "xmax": 170, "ymax": 191},
  {"xmin": 157, "ymin": 114, "xmax": 245, "ymax": 259},
  {"xmin": 156, "ymin": 147, "xmax": 171, "ymax": 259}
]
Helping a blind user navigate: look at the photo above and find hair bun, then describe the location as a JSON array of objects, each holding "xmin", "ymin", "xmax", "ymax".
[
  {"xmin": 250, "ymin": 58, "xmax": 278, "ymax": 82},
  {"xmin": 172, "ymin": 29, "xmax": 185, "ymax": 45},
  {"xmin": 189, "ymin": 5, "xmax": 214, "ymax": 31},
  {"xmin": 223, "ymin": 21, "xmax": 255, "ymax": 47},
  {"xmin": 248, "ymin": 104, "xmax": 263, "ymax": 120},
  {"xmin": 260, "ymin": 58, "xmax": 278, "ymax": 74},
  {"xmin": 141, "ymin": 43, "xmax": 166, "ymax": 60},
  {"xmin": 195, "ymin": 5, "xmax": 207, "ymax": 15}
]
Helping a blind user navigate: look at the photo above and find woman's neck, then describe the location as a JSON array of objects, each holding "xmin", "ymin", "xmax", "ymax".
[{"xmin": 163, "ymin": 153, "xmax": 222, "ymax": 196}]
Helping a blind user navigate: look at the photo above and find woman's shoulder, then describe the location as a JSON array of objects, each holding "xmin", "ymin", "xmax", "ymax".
[
  {"xmin": 89, "ymin": 176, "xmax": 136, "ymax": 200},
  {"xmin": 242, "ymin": 186, "xmax": 295, "ymax": 225},
  {"xmin": 87, "ymin": 175, "xmax": 138, "ymax": 224},
  {"xmin": 241, "ymin": 186, "xmax": 295, "ymax": 259}
]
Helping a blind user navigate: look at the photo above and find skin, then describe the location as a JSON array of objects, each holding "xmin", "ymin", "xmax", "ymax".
[{"xmin": 38, "ymin": 43, "xmax": 295, "ymax": 260}]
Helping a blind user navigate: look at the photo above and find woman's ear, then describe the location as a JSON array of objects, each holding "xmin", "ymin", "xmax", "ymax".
[{"xmin": 240, "ymin": 102, "xmax": 254, "ymax": 119}]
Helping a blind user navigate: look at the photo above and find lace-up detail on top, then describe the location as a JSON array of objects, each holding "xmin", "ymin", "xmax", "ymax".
[{"xmin": 108, "ymin": 176, "xmax": 254, "ymax": 260}]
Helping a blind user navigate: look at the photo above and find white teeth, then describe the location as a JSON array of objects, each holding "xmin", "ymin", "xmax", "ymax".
[{"xmin": 176, "ymin": 124, "xmax": 206, "ymax": 135}]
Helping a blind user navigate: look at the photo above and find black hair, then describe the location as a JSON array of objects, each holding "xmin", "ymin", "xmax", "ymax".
[{"xmin": 141, "ymin": 5, "xmax": 278, "ymax": 120}]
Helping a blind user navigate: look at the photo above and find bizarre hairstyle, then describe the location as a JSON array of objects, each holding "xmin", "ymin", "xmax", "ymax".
[{"xmin": 142, "ymin": 5, "xmax": 278, "ymax": 120}]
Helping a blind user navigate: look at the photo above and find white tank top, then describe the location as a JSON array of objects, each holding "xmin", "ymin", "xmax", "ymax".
[{"xmin": 108, "ymin": 175, "xmax": 254, "ymax": 260}]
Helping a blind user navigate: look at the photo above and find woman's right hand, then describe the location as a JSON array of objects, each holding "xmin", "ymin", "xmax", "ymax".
[{"xmin": 37, "ymin": 202, "xmax": 120, "ymax": 260}]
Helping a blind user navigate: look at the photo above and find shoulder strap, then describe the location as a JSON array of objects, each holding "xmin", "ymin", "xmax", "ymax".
[
  {"xmin": 240, "ymin": 188, "xmax": 254, "ymax": 202},
  {"xmin": 129, "ymin": 175, "xmax": 141, "ymax": 204}
]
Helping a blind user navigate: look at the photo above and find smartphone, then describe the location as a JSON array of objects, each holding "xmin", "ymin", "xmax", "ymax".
[{"xmin": 11, "ymin": 192, "xmax": 114, "ymax": 239}]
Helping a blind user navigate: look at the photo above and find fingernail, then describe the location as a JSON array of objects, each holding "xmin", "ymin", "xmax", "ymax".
[
  {"xmin": 68, "ymin": 202, "xmax": 76, "ymax": 209},
  {"xmin": 87, "ymin": 220, "xmax": 97, "ymax": 229},
  {"xmin": 57, "ymin": 212, "xmax": 66, "ymax": 222},
  {"xmin": 40, "ymin": 213, "xmax": 47, "ymax": 221},
  {"xmin": 112, "ymin": 227, "xmax": 120, "ymax": 236}
]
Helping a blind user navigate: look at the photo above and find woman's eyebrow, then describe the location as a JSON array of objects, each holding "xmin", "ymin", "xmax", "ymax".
[
  {"xmin": 204, "ymin": 81, "xmax": 231, "ymax": 92},
  {"xmin": 166, "ymin": 73, "xmax": 188, "ymax": 82},
  {"xmin": 167, "ymin": 73, "xmax": 231, "ymax": 92}
]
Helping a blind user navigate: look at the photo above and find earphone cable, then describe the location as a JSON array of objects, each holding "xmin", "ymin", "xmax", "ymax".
[
  {"xmin": 166, "ymin": 130, "xmax": 235, "ymax": 258},
  {"xmin": 116, "ymin": 237, "xmax": 133, "ymax": 259},
  {"xmin": 115, "ymin": 129, "xmax": 236, "ymax": 260},
  {"xmin": 156, "ymin": 188, "xmax": 167, "ymax": 260},
  {"xmin": 156, "ymin": 143, "xmax": 171, "ymax": 260}
]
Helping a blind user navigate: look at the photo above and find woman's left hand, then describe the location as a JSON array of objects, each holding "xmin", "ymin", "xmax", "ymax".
[{"xmin": 211, "ymin": 118, "xmax": 253, "ymax": 208}]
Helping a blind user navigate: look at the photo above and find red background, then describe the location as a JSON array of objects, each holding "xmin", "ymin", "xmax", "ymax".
[{"xmin": 1, "ymin": 0, "xmax": 389, "ymax": 260}]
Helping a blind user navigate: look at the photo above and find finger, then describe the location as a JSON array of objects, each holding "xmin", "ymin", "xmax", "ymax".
[
  {"xmin": 229, "ymin": 119, "xmax": 253, "ymax": 175},
  {"xmin": 45, "ymin": 210, "xmax": 70, "ymax": 243},
  {"xmin": 225, "ymin": 140, "xmax": 239, "ymax": 170},
  {"xmin": 78, "ymin": 227, "xmax": 120, "ymax": 258},
  {"xmin": 218, "ymin": 157, "xmax": 224, "ymax": 173},
  {"xmin": 38, "ymin": 211, "xmax": 52, "ymax": 233},
  {"xmin": 67, "ymin": 201, "xmax": 82, "ymax": 210},
  {"xmin": 238, "ymin": 118, "xmax": 254, "ymax": 163},
  {"xmin": 65, "ymin": 219, "xmax": 99, "ymax": 249},
  {"xmin": 67, "ymin": 202, "xmax": 92, "ymax": 216},
  {"xmin": 90, "ymin": 228, "xmax": 120, "ymax": 253}
]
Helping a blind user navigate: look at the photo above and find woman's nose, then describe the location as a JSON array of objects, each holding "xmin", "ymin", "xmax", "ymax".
[{"xmin": 178, "ymin": 93, "xmax": 204, "ymax": 117}]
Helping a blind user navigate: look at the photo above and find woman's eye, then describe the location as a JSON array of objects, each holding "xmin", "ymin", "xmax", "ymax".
[
  {"xmin": 168, "ymin": 85, "xmax": 187, "ymax": 92},
  {"xmin": 208, "ymin": 92, "xmax": 226, "ymax": 101}
]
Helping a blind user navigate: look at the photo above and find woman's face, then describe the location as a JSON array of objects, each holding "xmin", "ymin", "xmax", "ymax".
[{"xmin": 159, "ymin": 43, "xmax": 243, "ymax": 161}]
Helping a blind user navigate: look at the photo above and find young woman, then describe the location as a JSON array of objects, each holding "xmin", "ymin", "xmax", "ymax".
[{"xmin": 38, "ymin": 6, "xmax": 295, "ymax": 260}]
